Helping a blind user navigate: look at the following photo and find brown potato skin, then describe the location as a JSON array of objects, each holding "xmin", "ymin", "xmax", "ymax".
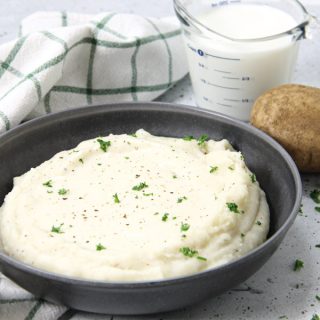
[{"xmin": 250, "ymin": 84, "xmax": 320, "ymax": 172}]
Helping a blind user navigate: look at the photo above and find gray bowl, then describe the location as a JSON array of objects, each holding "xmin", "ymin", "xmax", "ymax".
[{"xmin": 0, "ymin": 102, "xmax": 301, "ymax": 315}]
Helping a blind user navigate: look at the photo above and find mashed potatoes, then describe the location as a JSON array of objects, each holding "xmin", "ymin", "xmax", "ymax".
[{"xmin": 0, "ymin": 129, "xmax": 269, "ymax": 281}]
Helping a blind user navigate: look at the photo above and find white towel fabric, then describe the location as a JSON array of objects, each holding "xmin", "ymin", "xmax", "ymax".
[
  {"xmin": 0, "ymin": 273, "xmax": 67, "ymax": 319},
  {"xmin": 0, "ymin": 11, "xmax": 188, "ymax": 134}
]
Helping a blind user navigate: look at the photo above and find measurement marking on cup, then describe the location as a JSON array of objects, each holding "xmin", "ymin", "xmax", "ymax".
[
  {"xmin": 217, "ymin": 102, "xmax": 232, "ymax": 108},
  {"xmin": 223, "ymin": 76, "xmax": 240, "ymax": 80},
  {"xmin": 224, "ymin": 98, "xmax": 241, "ymax": 102},
  {"xmin": 206, "ymin": 53, "xmax": 241, "ymax": 61},
  {"xmin": 207, "ymin": 82, "xmax": 240, "ymax": 90},
  {"xmin": 224, "ymin": 98, "xmax": 255, "ymax": 103},
  {"xmin": 187, "ymin": 45, "xmax": 240, "ymax": 61},
  {"xmin": 214, "ymin": 69, "xmax": 232, "ymax": 74}
]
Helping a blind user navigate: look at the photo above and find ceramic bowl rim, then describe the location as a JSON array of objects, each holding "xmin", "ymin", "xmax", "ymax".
[{"xmin": 0, "ymin": 102, "xmax": 302, "ymax": 289}]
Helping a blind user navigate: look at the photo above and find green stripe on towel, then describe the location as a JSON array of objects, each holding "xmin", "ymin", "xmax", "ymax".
[{"xmin": 0, "ymin": 111, "xmax": 10, "ymax": 131}]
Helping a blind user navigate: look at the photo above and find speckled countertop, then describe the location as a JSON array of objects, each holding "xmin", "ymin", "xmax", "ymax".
[{"xmin": 0, "ymin": 1, "xmax": 319, "ymax": 319}]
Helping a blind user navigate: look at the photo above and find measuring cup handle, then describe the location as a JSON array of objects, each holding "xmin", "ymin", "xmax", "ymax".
[{"xmin": 305, "ymin": 14, "xmax": 320, "ymax": 39}]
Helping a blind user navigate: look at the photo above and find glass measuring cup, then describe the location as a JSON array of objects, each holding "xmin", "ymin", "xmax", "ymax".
[{"xmin": 174, "ymin": 0, "xmax": 315, "ymax": 121}]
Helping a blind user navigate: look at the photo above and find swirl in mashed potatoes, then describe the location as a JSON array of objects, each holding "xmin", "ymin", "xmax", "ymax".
[{"xmin": 0, "ymin": 129, "xmax": 269, "ymax": 281}]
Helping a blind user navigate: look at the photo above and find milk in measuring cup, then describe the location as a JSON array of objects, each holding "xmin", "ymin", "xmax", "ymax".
[{"xmin": 184, "ymin": 3, "xmax": 299, "ymax": 120}]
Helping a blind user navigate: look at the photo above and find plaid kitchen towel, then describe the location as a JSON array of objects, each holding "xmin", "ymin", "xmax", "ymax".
[
  {"xmin": 0, "ymin": 273, "xmax": 67, "ymax": 320},
  {"xmin": 0, "ymin": 11, "xmax": 188, "ymax": 134}
]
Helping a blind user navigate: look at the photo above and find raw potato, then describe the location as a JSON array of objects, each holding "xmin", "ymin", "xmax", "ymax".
[{"xmin": 250, "ymin": 84, "xmax": 320, "ymax": 172}]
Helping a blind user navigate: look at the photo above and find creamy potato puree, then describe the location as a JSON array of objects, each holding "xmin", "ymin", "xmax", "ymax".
[{"xmin": 0, "ymin": 130, "xmax": 269, "ymax": 281}]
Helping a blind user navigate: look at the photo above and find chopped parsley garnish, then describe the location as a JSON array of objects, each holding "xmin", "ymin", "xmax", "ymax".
[
  {"xmin": 316, "ymin": 244, "xmax": 320, "ymax": 248},
  {"xmin": 316, "ymin": 295, "xmax": 320, "ymax": 302},
  {"xmin": 181, "ymin": 223, "xmax": 190, "ymax": 232},
  {"xmin": 256, "ymin": 220, "xmax": 262, "ymax": 226},
  {"xmin": 47, "ymin": 190, "xmax": 53, "ymax": 194},
  {"xmin": 279, "ymin": 316, "xmax": 288, "ymax": 319},
  {"xmin": 43, "ymin": 180, "xmax": 53, "ymax": 188},
  {"xmin": 172, "ymin": 175, "xmax": 177, "ymax": 179},
  {"xmin": 315, "ymin": 207, "xmax": 320, "ymax": 213},
  {"xmin": 96, "ymin": 243, "xmax": 106, "ymax": 251},
  {"xmin": 97, "ymin": 138, "xmax": 111, "ymax": 152},
  {"xmin": 310, "ymin": 189, "xmax": 320, "ymax": 204},
  {"xmin": 183, "ymin": 135, "xmax": 195, "ymax": 141},
  {"xmin": 180, "ymin": 247, "xmax": 198, "ymax": 257},
  {"xmin": 197, "ymin": 134, "xmax": 208, "ymax": 146},
  {"xmin": 143, "ymin": 193, "xmax": 154, "ymax": 197},
  {"xmin": 58, "ymin": 188, "xmax": 68, "ymax": 196},
  {"xmin": 179, "ymin": 247, "xmax": 207, "ymax": 261},
  {"xmin": 79, "ymin": 158, "xmax": 84, "ymax": 164},
  {"xmin": 130, "ymin": 133, "xmax": 137, "ymax": 137},
  {"xmin": 293, "ymin": 259, "xmax": 304, "ymax": 271},
  {"xmin": 162, "ymin": 213, "xmax": 169, "ymax": 222},
  {"xmin": 250, "ymin": 173, "xmax": 257, "ymax": 183},
  {"xmin": 177, "ymin": 196, "xmax": 187, "ymax": 203},
  {"xmin": 197, "ymin": 256, "xmax": 207, "ymax": 261},
  {"xmin": 311, "ymin": 314, "xmax": 320, "ymax": 320},
  {"xmin": 228, "ymin": 165, "xmax": 235, "ymax": 170},
  {"xmin": 113, "ymin": 193, "xmax": 120, "ymax": 203},
  {"xmin": 226, "ymin": 202, "xmax": 240, "ymax": 214},
  {"xmin": 241, "ymin": 233, "xmax": 245, "ymax": 238},
  {"xmin": 132, "ymin": 182, "xmax": 148, "ymax": 191},
  {"xmin": 210, "ymin": 166, "xmax": 218, "ymax": 173},
  {"xmin": 51, "ymin": 223, "xmax": 64, "ymax": 234},
  {"xmin": 299, "ymin": 204, "xmax": 303, "ymax": 214}
]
